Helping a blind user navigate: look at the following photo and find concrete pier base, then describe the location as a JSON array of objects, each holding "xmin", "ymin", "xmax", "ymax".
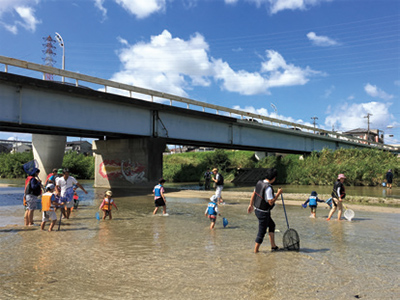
[
  {"xmin": 93, "ymin": 138, "xmax": 166, "ymax": 188},
  {"xmin": 32, "ymin": 134, "xmax": 66, "ymax": 182}
]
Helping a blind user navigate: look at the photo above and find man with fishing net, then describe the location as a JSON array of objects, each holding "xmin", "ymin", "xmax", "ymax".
[{"xmin": 247, "ymin": 168, "xmax": 282, "ymax": 253}]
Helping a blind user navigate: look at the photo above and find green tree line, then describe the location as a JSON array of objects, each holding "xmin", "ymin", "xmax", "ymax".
[
  {"xmin": 1, "ymin": 148, "xmax": 397, "ymax": 186},
  {"xmin": 163, "ymin": 148, "xmax": 398, "ymax": 186},
  {"xmin": 0, "ymin": 151, "xmax": 95, "ymax": 179}
]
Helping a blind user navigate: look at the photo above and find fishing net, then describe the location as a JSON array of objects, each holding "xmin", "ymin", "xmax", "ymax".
[
  {"xmin": 23, "ymin": 160, "xmax": 39, "ymax": 176},
  {"xmin": 344, "ymin": 208, "xmax": 355, "ymax": 221},
  {"xmin": 283, "ymin": 228, "xmax": 300, "ymax": 251}
]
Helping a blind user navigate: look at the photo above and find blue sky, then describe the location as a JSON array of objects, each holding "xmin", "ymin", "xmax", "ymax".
[{"xmin": 0, "ymin": 0, "xmax": 399, "ymax": 144}]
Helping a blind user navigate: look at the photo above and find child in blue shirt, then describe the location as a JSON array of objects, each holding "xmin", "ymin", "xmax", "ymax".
[
  {"xmin": 205, "ymin": 195, "xmax": 221, "ymax": 229},
  {"xmin": 303, "ymin": 191, "xmax": 324, "ymax": 218}
]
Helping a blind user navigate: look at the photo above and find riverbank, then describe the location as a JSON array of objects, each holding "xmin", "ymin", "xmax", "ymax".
[{"xmin": 164, "ymin": 189, "xmax": 400, "ymax": 213}]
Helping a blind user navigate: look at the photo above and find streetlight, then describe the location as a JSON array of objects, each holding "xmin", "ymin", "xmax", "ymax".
[{"xmin": 55, "ymin": 32, "xmax": 65, "ymax": 82}]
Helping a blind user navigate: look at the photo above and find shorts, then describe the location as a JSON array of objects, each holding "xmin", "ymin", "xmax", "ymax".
[
  {"xmin": 215, "ymin": 185, "xmax": 223, "ymax": 198},
  {"xmin": 66, "ymin": 201, "xmax": 74, "ymax": 209},
  {"xmin": 42, "ymin": 210, "xmax": 57, "ymax": 222},
  {"xmin": 208, "ymin": 215, "xmax": 216, "ymax": 223},
  {"xmin": 155, "ymin": 198, "xmax": 165, "ymax": 207},
  {"xmin": 309, "ymin": 205, "xmax": 317, "ymax": 213},
  {"xmin": 25, "ymin": 194, "xmax": 38, "ymax": 210}
]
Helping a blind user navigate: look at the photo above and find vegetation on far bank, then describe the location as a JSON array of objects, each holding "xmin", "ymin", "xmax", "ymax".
[
  {"xmin": 0, "ymin": 151, "xmax": 94, "ymax": 179},
  {"xmin": 163, "ymin": 148, "xmax": 398, "ymax": 186},
  {"xmin": 0, "ymin": 148, "xmax": 398, "ymax": 187}
]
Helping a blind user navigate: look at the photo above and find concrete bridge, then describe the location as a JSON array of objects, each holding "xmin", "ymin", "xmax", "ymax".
[{"xmin": 0, "ymin": 56, "xmax": 395, "ymax": 188}]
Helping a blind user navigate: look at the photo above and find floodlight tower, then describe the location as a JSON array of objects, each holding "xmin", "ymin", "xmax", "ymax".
[{"xmin": 55, "ymin": 32, "xmax": 65, "ymax": 82}]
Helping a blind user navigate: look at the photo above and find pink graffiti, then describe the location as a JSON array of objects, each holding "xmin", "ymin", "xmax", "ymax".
[{"xmin": 99, "ymin": 159, "xmax": 147, "ymax": 183}]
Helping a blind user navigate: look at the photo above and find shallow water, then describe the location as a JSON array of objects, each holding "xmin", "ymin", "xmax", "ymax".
[{"xmin": 0, "ymin": 183, "xmax": 399, "ymax": 299}]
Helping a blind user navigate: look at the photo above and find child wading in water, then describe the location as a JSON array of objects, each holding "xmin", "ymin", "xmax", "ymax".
[
  {"xmin": 303, "ymin": 191, "xmax": 324, "ymax": 218},
  {"xmin": 153, "ymin": 178, "xmax": 168, "ymax": 215},
  {"xmin": 205, "ymin": 195, "xmax": 221, "ymax": 229},
  {"xmin": 99, "ymin": 191, "xmax": 118, "ymax": 220}
]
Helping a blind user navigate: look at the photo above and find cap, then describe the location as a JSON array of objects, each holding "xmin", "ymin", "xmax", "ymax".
[
  {"xmin": 210, "ymin": 195, "xmax": 218, "ymax": 202},
  {"xmin": 105, "ymin": 190, "xmax": 112, "ymax": 196},
  {"xmin": 338, "ymin": 174, "xmax": 346, "ymax": 179},
  {"xmin": 57, "ymin": 168, "xmax": 63, "ymax": 175},
  {"xmin": 212, "ymin": 168, "xmax": 218, "ymax": 172},
  {"xmin": 46, "ymin": 184, "xmax": 55, "ymax": 190}
]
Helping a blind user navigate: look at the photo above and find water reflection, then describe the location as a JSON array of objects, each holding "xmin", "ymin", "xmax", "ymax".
[{"xmin": 0, "ymin": 183, "xmax": 399, "ymax": 299}]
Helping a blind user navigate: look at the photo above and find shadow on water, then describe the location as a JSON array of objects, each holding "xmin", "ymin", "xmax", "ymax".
[
  {"xmin": 0, "ymin": 228, "xmax": 37, "ymax": 233},
  {"xmin": 223, "ymin": 226, "xmax": 240, "ymax": 229},
  {"xmin": 300, "ymin": 248, "xmax": 330, "ymax": 253},
  {"xmin": 350, "ymin": 218, "xmax": 372, "ymax": 221}
]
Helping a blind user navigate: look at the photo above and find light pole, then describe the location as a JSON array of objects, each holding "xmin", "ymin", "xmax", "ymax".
[{"xmin": 55, "ymin": 32, "xmax": 65, "ymax": 82}]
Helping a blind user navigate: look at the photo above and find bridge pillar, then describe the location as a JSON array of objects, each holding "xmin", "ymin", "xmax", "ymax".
[
  {"xmin": 32, "ymin": 134, "xmax": 66, "ymax": 182},
  {"xmin": 93, "ymin": 137, "xmax": 166, "ymax": 188}
]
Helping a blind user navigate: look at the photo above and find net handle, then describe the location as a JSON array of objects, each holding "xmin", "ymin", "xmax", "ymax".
[{"xmin": 281, "ymin": 193, "xmax": 290, "ymax": 229}]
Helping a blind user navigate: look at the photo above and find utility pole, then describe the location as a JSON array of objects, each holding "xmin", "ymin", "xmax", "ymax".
[
  {"xmin": 364, "ymin": 113, "xmax": 373, "ymax": 142},
  {"xmin": 311, "ymin": 116, "xmax": 318, "ymax": 133}
]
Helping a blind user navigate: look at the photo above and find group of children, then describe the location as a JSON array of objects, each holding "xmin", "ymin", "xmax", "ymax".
[{"xmin": 31, "ymin": 168, "xmax": 89, "ymax": 231}]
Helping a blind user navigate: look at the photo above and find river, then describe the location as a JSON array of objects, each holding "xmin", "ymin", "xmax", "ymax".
[{"xmin": 0, "ymin": 180, "xmax": 399, "ymax": 299}]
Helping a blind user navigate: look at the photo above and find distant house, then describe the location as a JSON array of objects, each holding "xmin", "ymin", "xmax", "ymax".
[
  {"xmin": 343, "ymin": 128, "xmax": 384, "ymax": 143},
  {"xmin": 0, "ymin": 143, "xmax": 12, "ymax": 153},
  {"xmin": 0, "ymin": 139, "xmax": 32, "ymax": 153},
  {"xmin": 65, "ymin": 141, "xmax": 93, "ymax": 156}
]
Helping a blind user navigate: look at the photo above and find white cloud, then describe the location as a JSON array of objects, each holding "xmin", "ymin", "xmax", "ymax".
[
  {"xmin": 323, "ymin": 85, "xmax": 335, "ymax": 98},
  {"xmin": 111, "ymin": 30, "xmax": 212, "ymax": 96},
  {"xmin": 325, "ymin": 101, "xmax": 392, "ymax": 131},
  {"xmin": 0, "ymin": 0, "xmax": 41, "ymax": 34},
  {"xmin": 307, "ymin": 32, "xmax": 339, "ymax": 47},
  {"xmin": 260, "ymin": 50, "xmax": 321, "ymax": 88},
  {"xmin": 225, "ymin": 0, "xmax": 239, "ymax": 3},
  {"xmin": 364, "ymin": 83, "xmax": 393, "ymax": 100},
  {"xmin": 114, "ymin": 0, "xmax": 166, "ymax": 19},
  {"xmin": 238, "ymin": 0, "xmax": 332, "ymax": 14},
  {"xmin": 94, "ymin": 0, "xmax": 107, "ymax": 19},
  {"xmin": 111, "ymin": 31, "xmax": 321, "ymax": 97},
  {"xmin": 395, "ymin": 80, "xmax": 400, "ymax": 87}
]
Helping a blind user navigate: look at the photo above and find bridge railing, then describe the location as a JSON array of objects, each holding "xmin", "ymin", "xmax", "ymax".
[{"xmin": 0, "ymin": 55, "xmax": 396, "ymax": 151}]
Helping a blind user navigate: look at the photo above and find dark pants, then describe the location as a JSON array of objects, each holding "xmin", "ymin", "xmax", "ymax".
[
  {"xmin": 255, "ymin": 209, "xmax": 275, "ymax": 244},
  {"xmin": 204, "ymin": 179, "xmax": 211, "ymax": 190}
]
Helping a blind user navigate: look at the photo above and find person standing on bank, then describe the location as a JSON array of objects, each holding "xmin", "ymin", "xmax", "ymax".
[
  {"xmin": 247, "ymin": 168, "xmax": 282, "ymax": 253},
  {"xmin": 386, "ymin": 169, "xmax": 393, "ymax": 189},
  {"xmin": 153, "ymin": 178, "xmax": 168, "ymax": 215},
  {"xmin": 204, "ymin": 169, "xmax": 212, "ymax": 190},
  {"xmin": 212, "ymin": 168, "xmax": 224, "ymax": 204},
  {"xmin": 327, "ymin": 174, "xmax": 346, "ymax": 221}
]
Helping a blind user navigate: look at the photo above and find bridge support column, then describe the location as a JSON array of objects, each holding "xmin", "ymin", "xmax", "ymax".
[
  {"xmin": 93, "ymin": 137, "xmax": 166, "ymax": 188},
  {"xmin": 32, "ymin": 134, "xmax": 66, "ymax": 182}
]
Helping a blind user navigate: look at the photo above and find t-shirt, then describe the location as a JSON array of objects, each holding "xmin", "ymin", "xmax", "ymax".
[{"xmin": 56, "ymin": 176, "xmax": 78, "ymax": 197}]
